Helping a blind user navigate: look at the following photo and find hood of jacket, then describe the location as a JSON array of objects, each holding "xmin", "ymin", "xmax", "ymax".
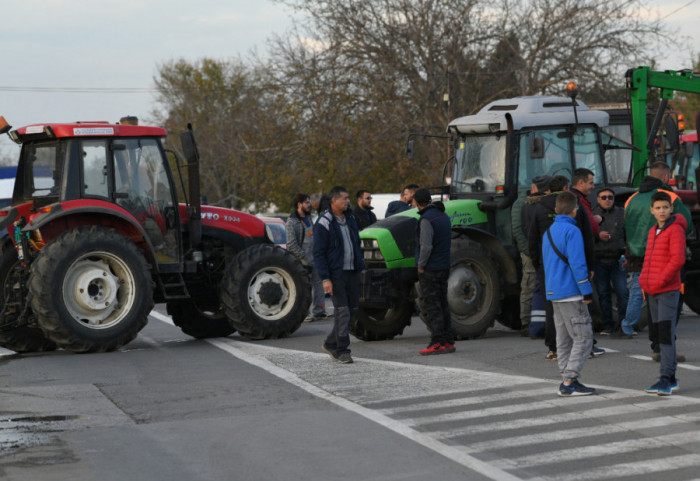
[{"xmin": 638, "ymin": 176, "xmax": 665, "ymax": 194}]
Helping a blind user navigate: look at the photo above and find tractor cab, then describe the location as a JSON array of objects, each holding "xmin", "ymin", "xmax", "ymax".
[{"xmin": 5, "ymin": 120, "xmax": 183, "ymax": 268}]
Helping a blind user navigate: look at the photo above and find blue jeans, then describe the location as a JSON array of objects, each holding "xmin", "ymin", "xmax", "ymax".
[
  {"xmin": 324, "ymin": 271, "xmax": 360, "ymax": 356},
  {"xmin": 310, "ymin": 267, "xmax": 326, "ymax": 318},
  {"xmin": 593, "ymin": 260, "xmax": 629, "ymax": 333},
  {"xmin": 648, "ymin": 290, "xmax": 679, "ymax": 379},
  {"xmin": 621, "ymin": 271, "xmax": 642, "ymax": 335}
]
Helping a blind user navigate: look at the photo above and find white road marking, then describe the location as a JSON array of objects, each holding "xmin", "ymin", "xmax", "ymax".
[
  {"xmin": 629, "ymin": 354, "xmax": 700, "ymax": 371},
  {"xmin": 149, "ymin": 311, "xmax": 700, "ymax": 481},
  {"xmin": 205, "ymin": 337, "xmax": 526, "ymax": 481}
]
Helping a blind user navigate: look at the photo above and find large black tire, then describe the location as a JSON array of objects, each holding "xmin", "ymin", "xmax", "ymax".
[
  {"xmin": 351, "ymin": 299, "xmax": 414, "ymax": 341},
  {"xmin": 167, "ymin": 298, "xmax": 235, "ymax": 339},
  {"xmin": 0, "ymin": 244, "xmax": 56, "ymax": 353},
  {"xmin": 28, "ymin": 226, "xmax": 154, "ymax": 353},
  {"xmin": 220, "ymin": 244, "xmax": 310, "ymax": 340},
  {"xmin": 441, "ymin": 238, "xmax": 502, "ymax": 339}
]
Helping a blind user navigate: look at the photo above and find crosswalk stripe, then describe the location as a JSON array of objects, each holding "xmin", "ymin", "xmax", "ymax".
[
  {"xmin": 492, "ymin": 431, "xmax": 700, "ymax": 469},
  {"xmin": 148, "ymin": 316, "xmax": 700, "ymax": 481},
  {"xmin": 463, "ymin": 415, "xmax": 690, "ymax": 452}
]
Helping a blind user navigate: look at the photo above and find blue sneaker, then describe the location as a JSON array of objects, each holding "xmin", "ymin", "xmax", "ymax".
[
  {"xmin": 558, "ymin": 380, "xmax": 596, "ymax": 397},
  {"xmin": 645, "ymin": 377, "xmax": 679, "ymax": 396},
  {"xmin": 589, "ymin": 346, "xmax": 605, "ymax": 358}
]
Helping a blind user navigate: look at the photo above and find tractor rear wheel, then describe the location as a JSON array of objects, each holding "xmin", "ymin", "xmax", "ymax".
[
  {"xmin": 221, "ymin": 244, "xmax": 310, "ymax": 340},
  {"xmin": 0, "ymin": 244, "xmax": 56, "ymax": 353},
  {"xmin": 167, "ymin": 299, "xmax": 235, "ymax": 339},
  {"xmin": 29, "ymin": 226, "xmax": 154, "ymax": 353},
  {"xmin": 351, "ymin": 298, "xmax": 414, "ymax": 341},
  {"xmin": 442, "ymin": 237, "xmax": 501, "ymax": 339}
]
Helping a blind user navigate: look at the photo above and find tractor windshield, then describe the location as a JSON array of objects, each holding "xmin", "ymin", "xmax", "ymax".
[
  {"xmin": 451, "ymin": 135, "xmax": 506, "ymax": 193},
  {"xmin": 517, "ymin": 126, "xmax": 605, "ymax": 190}
]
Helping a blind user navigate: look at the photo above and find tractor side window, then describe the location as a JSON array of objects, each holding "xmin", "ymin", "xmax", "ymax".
[
  {"xmin": 518, "ymin": 129, "xmax": 571, "ymax": 190},
  {"xmin": 452, "ymin": 135, "xmax": 506, "ymax": 193},
  {"xmin": 25, "ymin": 142, "xmax": 65, "ymax": 198},
  {"xmin": 82, "ymin": 140, "xmax": 109, "ymax": 198},
  {"xmin": 114, "ymin": 139, "xmax": 178, "ymax": 261},
  {"xmin": 572, "ymin": 126, "xmax": 604, "ymax": 184}
]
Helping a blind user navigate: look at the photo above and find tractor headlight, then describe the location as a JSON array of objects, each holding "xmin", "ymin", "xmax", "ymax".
[{"xmin": 361, "ymin": 238, "xmax": 383, "ymax": 261}]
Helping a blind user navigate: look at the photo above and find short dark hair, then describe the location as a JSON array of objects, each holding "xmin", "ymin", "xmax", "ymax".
[
  {"xmin": 555, "ymin": 191, "xmax": 578, "ymax": 215},
  {"xmin": 329, "ymin": 185, "xmax": 348, "ymax": 199},
  {"xmin": 597, "ymin": 188, "xmax": 614, "ymax": 197},
  {"xmin": 292, "ymin": 193, "xmax": 309, "ymax": 208},
  {"xmin": 403, "ymin": 183, "xmax": 419, "ymax": 192},
  {"xmin": 649, "ymin": 161, "xmax": 671, "ymax": 178},
  {"xmin": 572, "ymin": 168, "xmax": 594, "ymax": 186},
  {"xmin": 356, "ymin": 189, "xmax": 370, "ymax": 200},
  {"xmin": 549, "ymin": 175, "xmax": 569, "ymax": 192},
  {"xmin": 651, "ymin": 190, "xmax": 672, "ymax": 206}
]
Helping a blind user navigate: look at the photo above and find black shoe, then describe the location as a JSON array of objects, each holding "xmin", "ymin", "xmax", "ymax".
[{"xmin": 558, "ymin": 379, "xmax": 596, "ymax": 397}]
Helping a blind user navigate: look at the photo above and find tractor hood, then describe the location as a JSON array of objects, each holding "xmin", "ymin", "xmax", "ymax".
[{"xmin": 360, "ymin": 198, "xmax": 488, "ymax": 268}]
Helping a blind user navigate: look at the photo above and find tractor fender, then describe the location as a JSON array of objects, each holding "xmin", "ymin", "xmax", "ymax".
[
  {"xmin": 22, "ymin": 203, "xmax": 159, "ymax": 269},
  {"xmin": 451, "ymin": 226, "xmax": 518, "ymax": 286},
  {"xmin": 200, "ymin": 225, "xmax": 269, "ymax": 254}
]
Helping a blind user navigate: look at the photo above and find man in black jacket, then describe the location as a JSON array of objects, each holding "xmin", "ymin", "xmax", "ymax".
[
  {"xmin": 352, "ymin": 189, "xmax": 377, "ymax": 230},
  {"xmin": 592, "ymin": 188, "xmax": 627, "ymax": 335},
  {"xmin": 412, "ymin": 188, "xmax": 454, "ymax": 355}
]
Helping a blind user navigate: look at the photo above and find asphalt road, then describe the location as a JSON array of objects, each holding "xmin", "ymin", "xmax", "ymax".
[{"xmin": 1, "ymin": 304, "xmax": 700, "ymax": 481}]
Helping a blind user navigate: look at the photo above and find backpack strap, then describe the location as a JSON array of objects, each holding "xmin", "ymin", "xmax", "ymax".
[{"xmin": 546, "ymin": 227, "xmax": 569, "ymax": 265}]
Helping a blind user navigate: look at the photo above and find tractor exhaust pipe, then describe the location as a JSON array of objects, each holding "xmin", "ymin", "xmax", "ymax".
[{"xmin": 179, "ymin": 123, "xmax": 202, "ymax": 248}]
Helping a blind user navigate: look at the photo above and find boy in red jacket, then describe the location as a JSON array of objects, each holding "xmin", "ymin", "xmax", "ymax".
[{"xmin": 639, "ymin": 191, "xmax": 687, "ymax": 395}]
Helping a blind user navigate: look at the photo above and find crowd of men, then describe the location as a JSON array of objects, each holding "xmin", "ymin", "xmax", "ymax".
[
  {"xmin": 514, "ymin": 162, "xmax": 693, "ymax": 396},
  {"xmin": 283, "ymin": 164, "xmax": 692, "ymax": 397}
]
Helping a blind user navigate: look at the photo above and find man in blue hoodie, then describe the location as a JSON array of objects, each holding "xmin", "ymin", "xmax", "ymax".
[{"xmin": 543, "ymin": 191, "xmax": 597, "ymax": 397}]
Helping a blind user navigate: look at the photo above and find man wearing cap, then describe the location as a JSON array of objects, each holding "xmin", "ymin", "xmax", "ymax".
[
  {"xmin": 592, "ymin": 188, "xmax": 628, "ymax": 335},
  {"xmin": 513, "ymin": 174, "xmax": 551, "ymax": 336},
  {"xmin": 411, "ymin": 188, "xmax": 454, "ymax": 355}
]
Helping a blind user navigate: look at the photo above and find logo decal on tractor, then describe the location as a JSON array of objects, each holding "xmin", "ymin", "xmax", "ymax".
[
  {"xmin": 73, "ymin": 127, "xmax": 115, "ymax": 136},
  {"xmin": 449, "ymin": 212, "xmax": 474, "ymax": 225}
]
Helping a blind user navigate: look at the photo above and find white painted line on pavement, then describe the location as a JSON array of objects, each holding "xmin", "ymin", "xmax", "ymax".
[
  {"xmin": 628, "ymin": 354, "xmax": 700, "ymax": 371},
  {"xmin": 205, "ymin": 336, "xmax": 527, "ymax": 481}
]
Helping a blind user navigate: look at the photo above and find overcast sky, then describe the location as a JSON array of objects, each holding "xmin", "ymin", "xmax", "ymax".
[{"xmin": 1, "ymin": 0, "xmax": 699, "ymax": 160}]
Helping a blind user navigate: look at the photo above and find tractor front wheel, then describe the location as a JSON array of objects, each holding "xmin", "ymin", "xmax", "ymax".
[
  {"xmin": 29, "ymin": 226, "xmax": 154, "ymax": 353},
  {"xmin": 221, "ymin": 244, "xmax": 310, "ymax": 340}
]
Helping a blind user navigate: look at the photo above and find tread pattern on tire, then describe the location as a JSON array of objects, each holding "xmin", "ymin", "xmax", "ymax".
[
  {"xmin": 221, "ymin": 244, "xmax": 310, "ymax": 340},
  {"xmin": 28, "ymin": 226, "xmax": 154, "ymax": 353}
]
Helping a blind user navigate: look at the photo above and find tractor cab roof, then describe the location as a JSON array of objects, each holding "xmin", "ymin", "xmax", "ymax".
[
  {"xmin": 448, "ymin": 95, "xmax": 609, "ymax": 134},
  {"xmin": 9, "ymin": 121, "xmax": 168, "ymax": 144}
]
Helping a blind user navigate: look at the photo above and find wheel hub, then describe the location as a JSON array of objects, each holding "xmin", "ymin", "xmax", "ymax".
[
  {"xmin": 72, "ymin": 260, "xmax": 120, "ymax": 312},
  {"xmin": 247, "ymin": 270, "xmax": 292, "ymax": 319},
  {"xmin": 447, "ymin": 265, "xmax": 482, "ymax": 316}
]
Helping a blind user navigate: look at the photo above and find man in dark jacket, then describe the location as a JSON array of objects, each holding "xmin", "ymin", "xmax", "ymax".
[
  {"xmin": 285, "ymin": 193, "xmax": 328, "ymax": 322},
  {"xmin": 385, "ymin": 183, "xmax": 419, "ymax": 217},
  {"xmin": 592, "ymin": 188, "xmax": 627, "ymax": 335},
  {"xmin": 352, "ymin": 189, "xmax": 377, "ymax": 230},
  {"xmin": 314, "ymin": 186, "xmax": 364, "ymax": 364},
  {"xmin": 514, "ymin": 175, "xmax": 550, "ymax": 336},
  {"xmin": 527, "ymin": 175, "xmax": 596, "ymax": 360},
  {"xmin": 571, "ymin": 168, "xmax": 603, "ymax": 239},
  {"xmin": 412, "ymin": 188, "xmax": 454, "ymax": 355}
]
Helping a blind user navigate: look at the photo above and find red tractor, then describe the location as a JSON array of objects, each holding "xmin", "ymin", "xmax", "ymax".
[{"xmin": 0, "ymin": 116, "xmax": 310, "ymax": 353}]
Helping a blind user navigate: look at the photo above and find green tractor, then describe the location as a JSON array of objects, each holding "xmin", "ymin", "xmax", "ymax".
[
  {"xmin": 353, "ymin": 94, "xmax": 636, "ymax": 341},
  {"xmin": 353, "ymin": 67, "xmax": 700, "ymax": 342}
]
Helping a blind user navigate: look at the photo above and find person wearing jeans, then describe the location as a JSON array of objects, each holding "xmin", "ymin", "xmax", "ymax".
[
  {"xmin": 314, "ymin": 186, "xmax": 364, "ymax": 364},
  {"xmin": 592, "ymin": 188, "xmax": 628, "ymax": 334}
]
